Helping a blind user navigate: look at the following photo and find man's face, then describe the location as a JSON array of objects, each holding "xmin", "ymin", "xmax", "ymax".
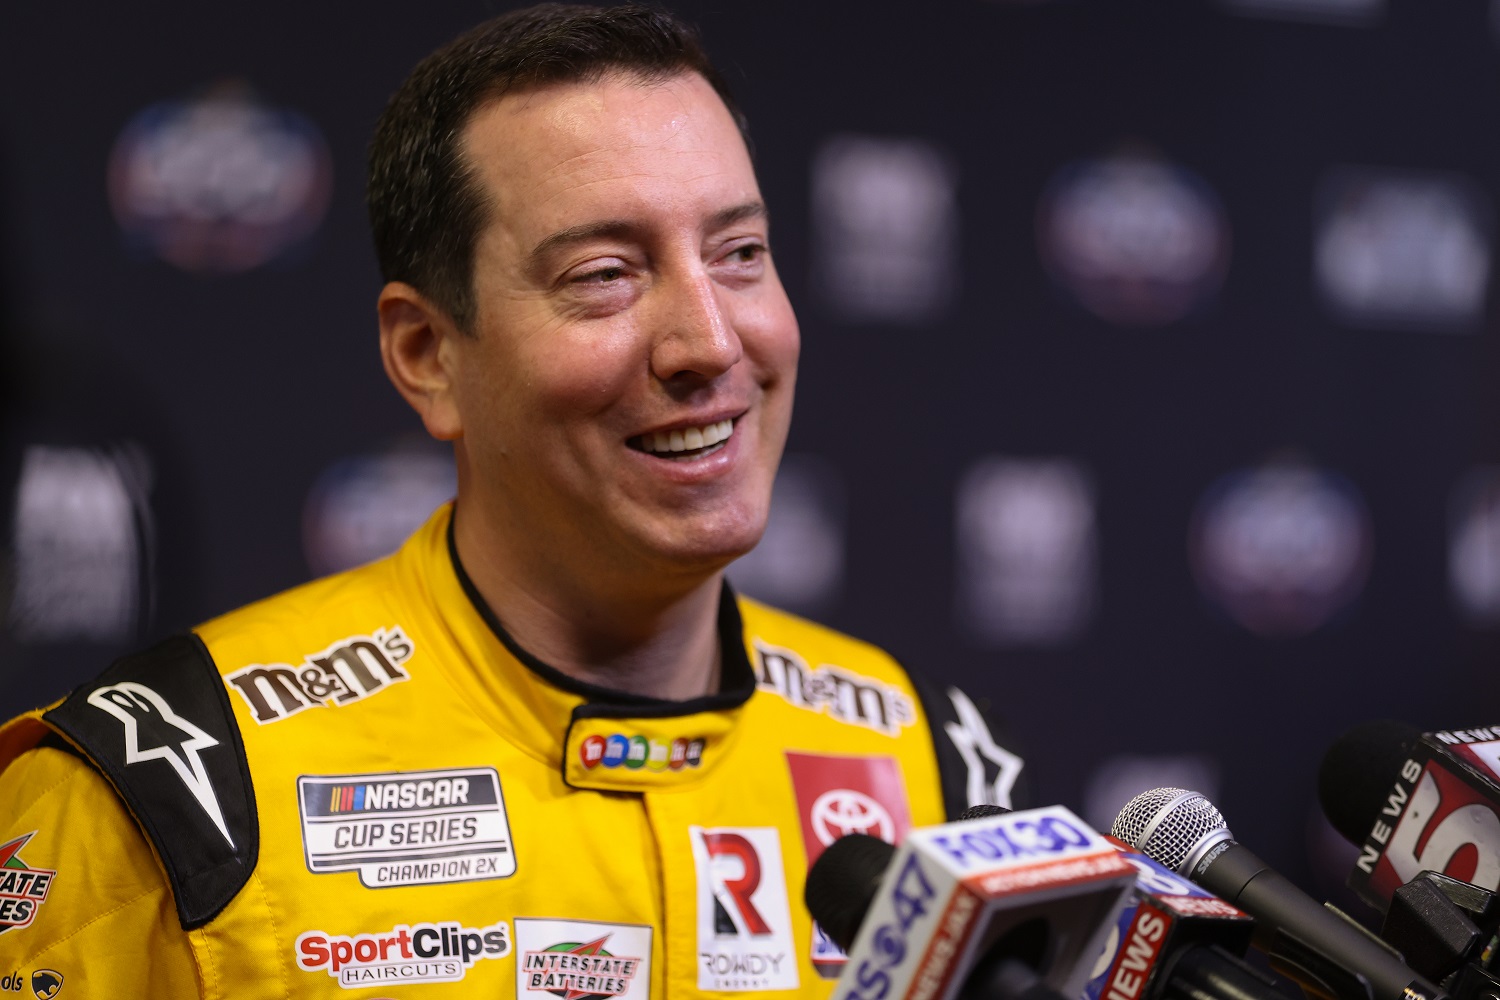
[{"xmin": 446, "ymin": 71, "xmax": 799, "ymax": 582}]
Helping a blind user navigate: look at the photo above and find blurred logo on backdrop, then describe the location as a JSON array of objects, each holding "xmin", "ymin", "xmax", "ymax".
[
  {"xmin": 1189, "ymin": 458, "xmax": 1372, "ymax": 636},
  {"xmin": 1315, "ymin": 166, "xmax": 1491, "ymax": 332},
  {"xmin": 955, "ymin": 457, "xmax": 1097, "ymax": 646},
  {"xmin": 1219, "ymin": 0, "xmax": 1383, "ymax": 25},
  {"xmin": 1448, "ymin": 467, "xmax": 1500, "ymax": 626},
  {"xmin": 108, "ymin": 82, "xmax": 333, "ymax": 273},
  {"xmin": 302, "ymin": 439, "xmax": 457, "ymax": 577},
  {"xmin": 1037, "ymin": 149, "xmax": 1230, "ymax": 326},
  {"xmin": 811, "ymin": 135, "xmax": 958, "ymax": 323},
  {"xmin": 6, "ymin": 444, "xmax": 155, "ymax": 644},
  {"xmin": 1083, "ymin": 754, "xmax": 1222, "ymax": 834},
  {"xmin": 729, "ymin": 455, "xmax": 846, "ymax": 615}
]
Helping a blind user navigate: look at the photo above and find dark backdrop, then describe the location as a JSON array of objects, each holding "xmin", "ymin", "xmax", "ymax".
[{"xmin": 4, "ymin": 0, "xmax": 1497, "ymax": 906}]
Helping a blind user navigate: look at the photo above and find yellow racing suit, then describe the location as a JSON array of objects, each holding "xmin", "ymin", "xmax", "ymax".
[{"xmin": 0, "ymin": 504, "xmax": 1026, "ymax": 997}]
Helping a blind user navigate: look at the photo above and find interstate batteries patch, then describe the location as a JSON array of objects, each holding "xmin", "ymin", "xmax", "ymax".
[{"xmin": 298, "ymin": 768, "xmax": 515, "ymax": 888}]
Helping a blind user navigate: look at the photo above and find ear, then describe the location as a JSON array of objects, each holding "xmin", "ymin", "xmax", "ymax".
[{"xmin": 379, "ymin": 282, "xmax": 464, "ymax": 441}]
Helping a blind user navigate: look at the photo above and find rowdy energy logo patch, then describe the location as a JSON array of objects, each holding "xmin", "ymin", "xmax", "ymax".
[
  {"xmin": 515, "ymin": 919, "xmax": 652, "ymax": 1000},
  {"xmin": 298, "ymin": 768, "xmax": 515, "ymax": 887},
  {"xmin": 0, "ymin": 833, "xmax": 56, "ymax": 932},
  {"xmin": 690, "ymin": 827, "xmax": 798, "ymax": 992}
]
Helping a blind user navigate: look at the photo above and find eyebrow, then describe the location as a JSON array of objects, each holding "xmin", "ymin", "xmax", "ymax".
[{"xmin": 523, "ymin": 200, "xmax": 769, "ymax": 274}]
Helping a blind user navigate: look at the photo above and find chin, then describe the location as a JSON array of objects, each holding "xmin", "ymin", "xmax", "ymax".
[{"xmin": 649, "ymin": 513, "xmax": 768, "ymax": 574}]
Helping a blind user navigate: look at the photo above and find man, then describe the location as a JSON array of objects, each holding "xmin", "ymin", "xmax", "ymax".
[{"xmin": 0, "ymin": 5, "xmax": 1025, "ymax": 994}]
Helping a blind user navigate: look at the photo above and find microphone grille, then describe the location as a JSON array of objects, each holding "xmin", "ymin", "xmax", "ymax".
[{"xmin": 1111, "ymin": 787, "xmax": 1228, "ymax": 874}]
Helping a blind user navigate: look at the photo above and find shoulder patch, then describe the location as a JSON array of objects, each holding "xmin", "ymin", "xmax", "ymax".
[
  {"xmin": 41, "ymin": 633, "xmax": 257, "ymax": 929},
  {"xmin": 910, "ymin": 677, "xmax": 1027, "ymax": 817}
]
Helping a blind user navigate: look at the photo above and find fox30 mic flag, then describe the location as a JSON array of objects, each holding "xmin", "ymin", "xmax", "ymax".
[{"xmin": 834, "ymin": 805, "xmax": 1135, "ymax": 1000}]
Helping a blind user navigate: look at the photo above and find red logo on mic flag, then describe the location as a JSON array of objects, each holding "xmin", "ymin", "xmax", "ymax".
[
  {"xmin": 785, "ymin": 752, "xmax": 913, "ymax": 978},
  {"xmin": 785, "ymin": 752, "xmax": 912, "ymax": 865},
  {"xmin": 1371, "ymin": 758, "xmax": 1500, "ymax": 901}
]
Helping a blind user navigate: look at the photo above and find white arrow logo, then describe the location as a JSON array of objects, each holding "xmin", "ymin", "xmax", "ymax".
[
  {"xmin": 944, "ymin": 687, "xmax": 1023, "ymax": 811},
  {"xmin": 88, "ymin": 681, "xmax": 234, "ymax": 847}
]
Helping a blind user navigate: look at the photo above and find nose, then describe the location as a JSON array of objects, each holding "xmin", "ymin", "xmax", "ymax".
[{"xmin": 649, "ymin": 271, "xmax": 743, "ymax": 384}]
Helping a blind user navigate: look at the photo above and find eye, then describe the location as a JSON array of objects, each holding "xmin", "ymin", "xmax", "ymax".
[
  {"xmin": 576, "ymin": 265, "xmax": 625, "ymax": 284},
  {"xmin": 730, "ymin": 243, "xmax": 765, "ymax": 263},
  {"xmin": 716, "ymin": 241, "xmax": 768, "ymax": 278}
]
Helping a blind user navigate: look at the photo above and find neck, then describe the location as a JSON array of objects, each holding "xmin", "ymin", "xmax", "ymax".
[{"xmin": 452, "ymin": 504, "xmax": 725, "ymax": 702}]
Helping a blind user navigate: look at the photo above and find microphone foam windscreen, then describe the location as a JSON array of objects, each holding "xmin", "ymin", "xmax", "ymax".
[
  {"xmin": 803, "ymin": 833, "xmax": 895, "ymax": 953},
  {"xmin": 958, "ymin": 803, "xmax": 1011, "ymax": 821},
  {"xmin": 1317, "ymin": 721, "xmax": 1422, "ymax": 846}
]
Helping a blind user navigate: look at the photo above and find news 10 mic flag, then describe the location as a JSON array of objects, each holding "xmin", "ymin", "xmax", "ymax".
[
  {"xmin": 834, "ymin": 805, "xmax": 1136, "ymax": 1000},
  {"xmin": 1346, "ymin": 725, "xmax": 1500, "ymax": 909}
]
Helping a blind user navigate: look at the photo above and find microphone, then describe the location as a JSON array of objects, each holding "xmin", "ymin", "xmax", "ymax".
[
  {"xmin": 1083, "ymin": 840, "xmax": 1280, "ymax": 1000},
  {"xmin": 805, "ymin": 805, "xmax": 1137, "ymax": 1000},
  {"xmin": 1318, "ymin": 721, "xmax": 1500, "ymax": 911},
  {"xmin": 1113, "ymin": 787, "xmax": 1447, "ymax": 1000}
]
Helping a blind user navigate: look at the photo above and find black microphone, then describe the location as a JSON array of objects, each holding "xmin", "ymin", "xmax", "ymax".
[
  {"xmin": 1113, "ymin": 787, "xmax": 1448, "ymax": 1000},
  {"xmin": 1082, "ymin": 841, "xmax": 1280, "ymax": 1000}
]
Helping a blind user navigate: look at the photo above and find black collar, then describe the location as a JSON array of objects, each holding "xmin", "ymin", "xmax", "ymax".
[{"xmin": 446, "ymin": 513, "xmax": 756, "ymax": 715}]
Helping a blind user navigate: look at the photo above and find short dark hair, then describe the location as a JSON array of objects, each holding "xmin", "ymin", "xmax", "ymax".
[{"xmin": 367, "ymin": 3, "xmax": 748, "ymax": 331}]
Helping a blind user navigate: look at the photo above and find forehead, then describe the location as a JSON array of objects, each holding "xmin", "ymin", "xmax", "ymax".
[{"xmin": 460, "ymin": 71, "xmax": 760, "ymax": 247}]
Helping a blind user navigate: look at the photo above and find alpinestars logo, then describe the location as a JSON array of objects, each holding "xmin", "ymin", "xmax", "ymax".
[
  {"xmin": 944, "ymin": 687, "xmax": 1022, "ymax": 810},
  {"xmin": 87, "ymin": 681, "xmax": 234, "ymax": 846},
  {"xmin": 752, "ymin": 641, "xmax": 914, "ymax": 735},
  {"xmin": 226, "ymin": 627, "xmax": 413, "ymax": 724},
  {"xmin": 0, "ymin": 833, "xmax": 55, "ymax": 932},
  {"xmin": 522, "ymin": 936, "xmax": 643, "ymax": 999}
]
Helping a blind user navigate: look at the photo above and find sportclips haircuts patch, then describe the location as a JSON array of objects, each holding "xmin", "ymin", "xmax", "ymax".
[
  {"xmin": 296, "ymin": 919, "xmax": 509, "ymax": 988},
  {"xmin": 689, "ymin": 827, "xmax": 798, "ymax": 992},
  {"xmin": 298, "ymin": 768, "xmax": 515, "ymax": 888}
]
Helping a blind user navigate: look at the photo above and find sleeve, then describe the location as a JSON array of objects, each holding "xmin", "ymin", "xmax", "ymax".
[
  {"xmin": 910, "ymin": 674, "xmax": 1033, "ymax": 819},
  {"xmin": 0, "ymin": 732, "xmax": 202, "ymax": 994}
]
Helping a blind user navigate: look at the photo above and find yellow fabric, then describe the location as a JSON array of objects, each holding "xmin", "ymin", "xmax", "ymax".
[{"xmin": 0, "ymin": 504, "xmax": 954, "ymax": 997}]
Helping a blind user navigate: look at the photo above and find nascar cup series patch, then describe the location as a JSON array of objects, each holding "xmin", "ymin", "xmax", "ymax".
[{"xmin": 298, "ymin": 767, "xmax": 515, "ymax": 887}]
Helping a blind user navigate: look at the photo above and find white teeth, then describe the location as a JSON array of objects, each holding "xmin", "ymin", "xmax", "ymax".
[{"xmin": 640, "ymin": 419, "xmax": 734, "ymax": 454}]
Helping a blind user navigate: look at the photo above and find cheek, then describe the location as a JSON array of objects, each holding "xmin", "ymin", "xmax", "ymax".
[
  {"xmin": 525, "ymin": 326, "xmax": 644, "ymax": 417},
  {"xmin": 744, "ymin": 302, "xmax": 800, "ymax": 385}
]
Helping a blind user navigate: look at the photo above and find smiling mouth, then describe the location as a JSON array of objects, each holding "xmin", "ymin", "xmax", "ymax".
[{"xmin": 630, "ymin": 418, "xmax": 735, "ymax": 460}]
